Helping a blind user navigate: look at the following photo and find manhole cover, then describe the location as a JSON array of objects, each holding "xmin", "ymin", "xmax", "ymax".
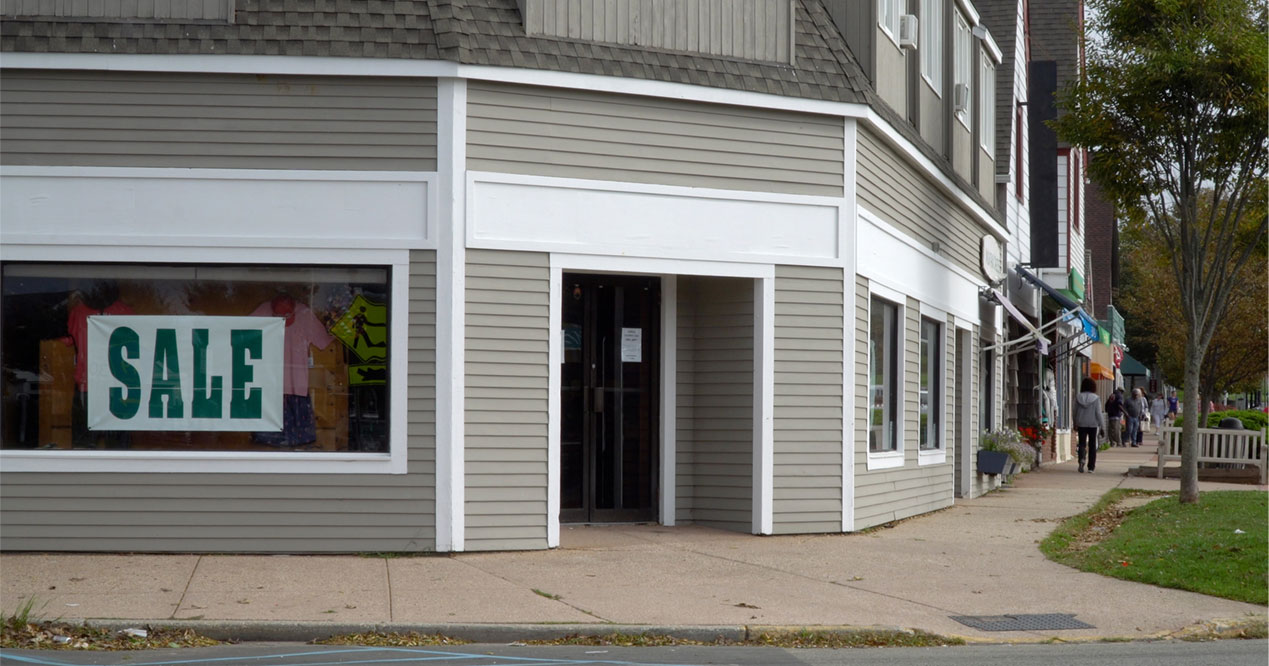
[{"xmin": 950, "ymin": 613, "xmax": 1095, "ymax": 631}]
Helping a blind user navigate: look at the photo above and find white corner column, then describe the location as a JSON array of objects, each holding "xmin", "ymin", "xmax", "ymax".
[
  {"xmin": 435, "ymin": 78, "xmax": 467, "ymax": 552},
  {"xmin": 659, "ymin": 274, "xmax": 678, "ymax": 526},
  {"xmin": 752, "ymin": 276, "xmax": 775, "ymax": 535},
  {"xmin": 841, "ymin": 117, "xmax": 858, "ymax": 533}
]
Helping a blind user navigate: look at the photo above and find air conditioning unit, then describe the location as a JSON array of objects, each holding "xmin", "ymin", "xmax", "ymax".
[
  {"xmin": 898, "ymin": 14, "xmax": 919, "ymax": 50},
  {"xmin": 954, "ymin": 83, "xmax": 970, "ymax": 113}
]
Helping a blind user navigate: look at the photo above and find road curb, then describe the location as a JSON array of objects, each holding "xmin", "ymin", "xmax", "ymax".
[{"xmin": 78, "ymin": 620, "xmax": 750, "ymax": 644}]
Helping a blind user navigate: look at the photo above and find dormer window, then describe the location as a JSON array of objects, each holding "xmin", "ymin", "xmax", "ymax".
[
  {"xmin": 920, "ymin": 0, "xmax": 944, "ymax": 94},
  {"xmin": 879, "ymin": 0, "xmax": 902, "ymax": 44},
  {"xmin": 953, "ymin": 10, "xmax": 972, "ymax": 127}
]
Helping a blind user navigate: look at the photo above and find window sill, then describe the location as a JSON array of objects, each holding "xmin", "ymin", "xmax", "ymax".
[
  {"xmin": 0, "ymin": 450, "xmax": 406, "ymax": 475},
  {"xmin": 918, "ymin": 449, "xmax": 947, "ymax": 465},
  {"xmin": 866, "ymin": 450, "xmax": 905, "ymax": 471}
]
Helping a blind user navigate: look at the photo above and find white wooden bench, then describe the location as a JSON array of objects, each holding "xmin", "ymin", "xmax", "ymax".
[{"xmin": 1157, "ymin": 426, "xmax": 1267, "ymax": 484}]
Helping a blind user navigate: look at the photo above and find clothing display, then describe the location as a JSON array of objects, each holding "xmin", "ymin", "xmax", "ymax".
[{"xmin": 251, "ymin": 295, "xmax": 335, "ymax": 447}]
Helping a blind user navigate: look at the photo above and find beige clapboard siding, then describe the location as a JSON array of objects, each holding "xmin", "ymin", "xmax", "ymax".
[
  {"xmin": 856, "ymin": 127, "xmax": 981, "ymax": 275},
  {"xmin": 0, "ymin": 70, "xmax": 437, "ymax": 170},
  {"xmin": 0, "ymin": 252, "xmax": 438, "ymax": 552},
  {"xmin": 772, "ymin": 265, "xmax": 843, "ymax": 534},
  {"xmin": 852, "ymin": 279, "xmax": 955, "ymax": 530},
  {"xmin": 676, "ymin": 276, "xmax": 754, "ymax": 532},
  {"xmin": 463, "ymin": 249, "xmax": 550, "ymax": 551},
  {"xmin": 2, "ymin": 0, "xmax": 233, "ymax": 20},
  {"xmin": 467, "ymin": 81, "xmax": 843, "ymax": 197},
  {"xmin": 521, "ymin": 0, "xmax": 794, "ymax": 64}
]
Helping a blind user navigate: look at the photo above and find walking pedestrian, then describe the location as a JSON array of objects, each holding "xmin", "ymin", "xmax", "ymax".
[
  {"xmin": 1074, "ymin": 378, "xmax": 1103, "ymax": 473},
  {"xmin": 1105, "ymin": 388, "xmax": 1125, "ymax": 446},
  {"xmin": 1150, "ymin": 393, "xmax": 1169, "ymax": 435},
  {"xmin": 1124, "ymin": 387, "xmax": 1147, "ymax": 447},
  {"xmin": 1167, "ymin": 392, "xmax": 1179, "ymax": 421}
]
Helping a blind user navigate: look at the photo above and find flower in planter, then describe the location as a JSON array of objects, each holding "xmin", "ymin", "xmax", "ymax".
[{"xmin": 979, "ymin": 429, "xmax": 1036, "ymax": 472}]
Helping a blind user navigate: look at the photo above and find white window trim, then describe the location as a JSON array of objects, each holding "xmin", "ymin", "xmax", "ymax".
[
  {"xmin": 954, "ymin": 11, "xmax": 972, "ymax": 129},
  {"xmin": 918, "ymin": 303, "xmax": 949, "ymax": 465},
  {"xmin": 879, "ymin": 0, "xmax": 902, "ymax": 48},
  {"xmin": 920, "ymin": 0, "xmax": 943, "ymax": 95},
  {"xmin": 866, "ymin": 282, "xmax": 906, "ymax": 471},
  {"xmin": 0, "ymin": 245, "xmax": 411, "ymax": 475}
]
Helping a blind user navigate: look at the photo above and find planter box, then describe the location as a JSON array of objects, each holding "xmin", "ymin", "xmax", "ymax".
[{"xmin": 977, "ymin": 449, "xmax": 1012, "ymax": 476}]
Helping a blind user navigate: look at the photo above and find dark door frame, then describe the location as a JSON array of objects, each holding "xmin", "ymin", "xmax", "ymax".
[{"xmin": 559, "ymin": 272, "xmax": 660, "ymax": 524}]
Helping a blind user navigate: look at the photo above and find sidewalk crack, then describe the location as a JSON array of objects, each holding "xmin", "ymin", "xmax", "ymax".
[
  {"xmin": 172, "ymin": 555, "xmax": 202, "ymax": 620},
  {"xmin": 385, "ymin": 557, "xmax": 394, "ymax": 622},
  {"xmin": 451, "ymin": 557, "xmax": 614, "ymax": 624}
]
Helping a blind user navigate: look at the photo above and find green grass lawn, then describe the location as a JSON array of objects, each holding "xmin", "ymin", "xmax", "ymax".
[{"xmin": 1041, "ymin": 490, "xmax": 1267, "ymax": 605}]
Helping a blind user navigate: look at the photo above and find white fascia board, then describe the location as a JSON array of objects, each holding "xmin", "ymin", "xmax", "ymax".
[
  {"xmin": 0, "ymin": 52, "xmax": 461, "ymax": 78},
  {"xmin": 862, "ymin": 111, "xmax": 1008, "ymax": 241},
  {"xmin": 954, "ymin": 0, "xmax": 981, "ymax": 25}
]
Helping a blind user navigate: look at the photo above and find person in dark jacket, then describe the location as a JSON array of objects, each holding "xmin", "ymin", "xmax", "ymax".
[
  {"xmin": 1074, "ymin": 378, "xmax": 1103, "ymax": 473},
  {"xmin": 1105, "ymin": 388, "xmax": 1125, "ymax": 446},
  {"xmin": 1124, "ymin": 387, "xmax": 1147, "ymax": 447}
]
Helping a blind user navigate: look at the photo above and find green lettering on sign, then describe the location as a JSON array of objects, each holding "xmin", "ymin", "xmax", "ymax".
[
  {"xmin": 191, "ymin": 328, "xmax": 223, "ymax": 419},
  {"xmin": 230, "ymin": 329, "xmax": 262, "ymax": 419},
  {"xmin": 108, "ymin": 326, "xmax": 142, "ymax": 419},
  {"xmin": 148, "ymin": 328, "xmax": 184, "ymax": 418}
]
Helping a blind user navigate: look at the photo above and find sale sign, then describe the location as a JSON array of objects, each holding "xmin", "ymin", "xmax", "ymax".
[{"xmin": 86, "ymin": 316, "xmax": 284, "ymax": 432}]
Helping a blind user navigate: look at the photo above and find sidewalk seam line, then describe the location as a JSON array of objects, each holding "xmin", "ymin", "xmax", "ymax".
[
  {"xmin": 173, "ymin": 555, "xmax": 202, "ymax": 620},
  {"xmin": 385, "ymin": 557, "xmax": 394, "ymax": 623}
]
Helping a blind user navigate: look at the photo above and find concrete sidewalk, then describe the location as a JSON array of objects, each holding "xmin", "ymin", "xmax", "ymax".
[{"xmin": 2, "ymin": 444, "xmax": 1265, "ymax": 643}]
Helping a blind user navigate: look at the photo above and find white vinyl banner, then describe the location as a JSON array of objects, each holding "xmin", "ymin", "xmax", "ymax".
[{"xmin": 86, "ymin": 315, "xmax": 285, "ymax": 432}]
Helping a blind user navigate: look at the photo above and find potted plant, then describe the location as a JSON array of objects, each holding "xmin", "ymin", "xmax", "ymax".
[{"xmin": 979, "ymin": 429, "xmax": 1034, "ymax": 476}]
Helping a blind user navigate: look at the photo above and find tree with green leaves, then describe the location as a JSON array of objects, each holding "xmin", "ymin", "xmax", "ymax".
[{"xmin": 1054, "ymin": 0, "xmax": 1267, "ymax": 504}]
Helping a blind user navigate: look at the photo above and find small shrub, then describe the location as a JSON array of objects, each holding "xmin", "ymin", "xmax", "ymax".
[{"xmin": 1174, "ymin": 410, "xmax": 1268, "ymax": 433}]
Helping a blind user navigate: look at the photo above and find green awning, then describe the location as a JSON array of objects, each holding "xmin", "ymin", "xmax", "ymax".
[{"xmin": 1120, "ymin": 352, "xmax": 1150, "ymax": 377}]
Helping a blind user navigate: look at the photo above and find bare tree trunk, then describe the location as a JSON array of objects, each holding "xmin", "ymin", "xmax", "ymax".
[{"xmin": 1180, "ymin": 341, "xmax": 1204, "ymax": 504}]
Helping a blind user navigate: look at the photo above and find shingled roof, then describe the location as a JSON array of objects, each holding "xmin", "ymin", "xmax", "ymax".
[{"xmin": 1, "ymin": 0, "xmax": 870, "ymax": 104}]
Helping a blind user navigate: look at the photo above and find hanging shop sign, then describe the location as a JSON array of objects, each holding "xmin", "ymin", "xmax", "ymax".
[
  {"xmin": 1112, "ymin": 345, "xmax": 1124, "ymax": 368},
  {"xmin": 86, "ymin": 315, "xmax": 285, "ymax": 432},
  {"xmin": 980, "ymin": 235, "xmax": 1006, "ymax": 284}
]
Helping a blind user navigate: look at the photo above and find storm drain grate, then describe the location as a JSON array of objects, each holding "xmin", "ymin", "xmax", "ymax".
[{"xmin": 950, "ymin": 613, "xmax": 1096, "ymax": 631}]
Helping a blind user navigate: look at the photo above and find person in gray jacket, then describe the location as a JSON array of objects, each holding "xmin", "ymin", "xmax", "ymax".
[{"xmin": 1074, "ymin": 377, "xmax": 1104, "ymax": 473}]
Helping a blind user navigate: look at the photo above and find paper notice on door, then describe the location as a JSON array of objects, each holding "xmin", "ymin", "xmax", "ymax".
[{"xmin": 621, "ymin": 327, "xmax": 642, "ymax": 363}]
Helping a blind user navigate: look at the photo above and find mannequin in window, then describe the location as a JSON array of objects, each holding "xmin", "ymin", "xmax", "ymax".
[
  {"xmin": 251, "ymin": 293, "xmax": 335, "ymax": 448},
  {"xmin": 61, "ymin": 280, "xmax": 133, "ymax": 449}
]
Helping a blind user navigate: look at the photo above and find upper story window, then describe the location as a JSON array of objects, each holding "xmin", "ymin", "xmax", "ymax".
[
  {"xmin": 920, "ymin": 0, "xmax": 943, "ymax": 93},
  {"xmin": 980, "ymin": 52, "xmax": 996, "ymax": 153},
  {"xmin": 953, "ymin": 11, "xmax": 972, "ymax": 127},
  {"xmin": 879, "ymin": 0, "xmax": 902, "ymax": 43}
]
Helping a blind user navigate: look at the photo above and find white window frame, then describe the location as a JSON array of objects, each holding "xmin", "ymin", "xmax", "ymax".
[
  {"xmin": 879, "ymin": 0, "xmax": 902, "ymax": 46},
  {"xmin": 980, "ymin": 51, "xmax": 996, "ymax": 153},
  {"xmin": 920, "ymin": 0, "xmax": 943, "ymax": 94},
  {"xmin": 954, "ymin": 10, "xmax": 972, "ymax": 128},
  {"xmin": 867, "ymin": 283, "xmax": 906, "ymax": 470},
  {"xmin": 918, "ymin": 304, "xmax": 948, "ymax": 465},
  {"xmin": 0, "ymin": 245, "xmax": 412, "ymax": 475}
]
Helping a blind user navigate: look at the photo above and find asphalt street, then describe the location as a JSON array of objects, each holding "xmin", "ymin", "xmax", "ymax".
[{"xmin": 2, "ymin": 640, "xmax": 1268, "ymax": 666}]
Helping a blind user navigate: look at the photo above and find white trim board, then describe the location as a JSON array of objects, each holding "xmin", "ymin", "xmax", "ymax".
[
  {"xmin": 466, "ymin": 172, "xmax": 845, "ymax": 267},
  {"xmin": 0, "ymin": 247, "xmax": 411, "ymax": 475},
  {"xmin": 841, "ymin": 118, "xmax": 858, "ymax": 533},
  {"xmin": 753, "ymin": 276, "xmax": 776, "ymax": 535},
  {"xmin": 0, "ymin": 167, "xmax": 435, "ymax": 250},
  {"xmin": 856, "ymin": 207, "xmax": 986, "ymax": 323},
  {"xmin": 434, "ymin": 78, "xmax": 468, "ymax": 553}
]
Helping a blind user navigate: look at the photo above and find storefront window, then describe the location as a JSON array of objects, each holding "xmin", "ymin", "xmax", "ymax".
[{"xmin": 1, "ymin": 263, "xmax": 391, "ymax": 453}]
